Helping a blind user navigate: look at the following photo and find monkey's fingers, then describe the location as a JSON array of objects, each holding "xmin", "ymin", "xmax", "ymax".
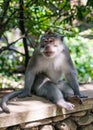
[{"xmin": 79, "ymin": 94, "xmax": 88, "ymax": 98}]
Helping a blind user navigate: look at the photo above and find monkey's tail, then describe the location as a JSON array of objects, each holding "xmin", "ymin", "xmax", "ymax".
[{"xmin": 0, "ymin": 90, "xmax": 23, "ymax": 113}]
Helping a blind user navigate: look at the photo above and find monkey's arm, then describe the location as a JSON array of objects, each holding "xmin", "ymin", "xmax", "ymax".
[
  {"xmin": 18, "ymin": 67, "xmax": 35, "ymax": 98},
  {"xmin": 65, "ymin": 71, "xmax": 88, "ymax": 98},
  {"xmin": 63, "ymin": 49, "xmax": 87, "ymax": 98},
  {"xmin": 63, "ymin": 47, "xmax": 82, "ymax": 97},
  {"xmin": 24, "ymin": 71, "xmax": 35, "ymax": 96},
  {"xmin": 19, "ymin": 51, "xmax": 41, "ymax": 98},
  {"xmin": 65, "ymin": 70, "xmax": 81, "ymax": 96}
]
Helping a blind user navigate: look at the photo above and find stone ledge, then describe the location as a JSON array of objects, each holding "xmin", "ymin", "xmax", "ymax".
[{"xmin": 0, "ymin": 84, "xmax": 93, "ymax": 128}]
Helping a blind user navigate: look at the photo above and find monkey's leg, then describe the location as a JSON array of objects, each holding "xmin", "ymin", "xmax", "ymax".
[
  {"xmin": 57, "ymin": 81, "xmax": 83, "ymax": 104},
  {"xmin": 34, "ymin": 81, "xmax": 75, "ymax": 110},
  {"xmin": 57, "ymin": 81, "xmax": 74, "ymax": 98}
]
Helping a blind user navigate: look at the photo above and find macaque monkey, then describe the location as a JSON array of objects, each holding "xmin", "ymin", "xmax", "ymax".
[{"xmin": 0, "ymin": 31, "xmax": 84, "ymax": 113}]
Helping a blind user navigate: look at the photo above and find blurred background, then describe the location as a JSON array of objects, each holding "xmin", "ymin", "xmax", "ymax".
[{"xmin": 0, "ymin": 0, "xmax": 93, "ymax": 90}]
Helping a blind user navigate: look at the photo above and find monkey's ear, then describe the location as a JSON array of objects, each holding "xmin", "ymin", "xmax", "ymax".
[{"xmin": 61, "ymin": 36, "xmax": 64, "ymax": 41}]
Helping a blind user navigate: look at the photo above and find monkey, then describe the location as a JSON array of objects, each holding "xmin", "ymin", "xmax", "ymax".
[{"xmin": 0, "ymin": 30, "xmax": 85, "ymax": 113}]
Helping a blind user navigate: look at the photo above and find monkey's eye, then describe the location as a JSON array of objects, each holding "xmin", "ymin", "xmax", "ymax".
[
  {"xmin": 49, "ymin": 38, "xmax": 54, "ymax": 43},
  {"xmin": 44, "ymin": 40, "xmax": 48, "ymax": 43},
  {"xmin": 49, "ymin": 40, "xmax": 53, "ymax": 43},
  {"xmin": 41, "ymin": 38, "xmax": 48, "ymax": 43}
]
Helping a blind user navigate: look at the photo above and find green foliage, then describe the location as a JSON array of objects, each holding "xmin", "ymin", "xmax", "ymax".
[
  {"xmin": 65, "ymin": 36, "xmax": 93, "ymax": 83},
  {"xmin": 0, "ymin": 0, "xmax": 92, "ymax": 37},
  {"xmin": 0, "ymin": 50, "xmax": 24, "ymax": 75},
  {"xmin": 0, "ymin": 0, "xmax": 93, "ymax": 87}
]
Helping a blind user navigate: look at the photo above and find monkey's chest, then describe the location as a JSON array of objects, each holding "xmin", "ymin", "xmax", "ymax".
[
  {"xmin": 47, "ymin": 71, "xmax": 62, "ymax": 83},
  {"xmin": 38, "ymin": 56, "xmax": 63, "ymax": 82},
  {"xmin": 45, "ymin": 65, "xmax": 63, "ymax": 83}
]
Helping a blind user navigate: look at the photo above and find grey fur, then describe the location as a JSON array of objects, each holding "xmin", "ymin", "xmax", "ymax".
[{"xmin": 0, "ymin": 31, "xmax": 84, "ymax": 113}]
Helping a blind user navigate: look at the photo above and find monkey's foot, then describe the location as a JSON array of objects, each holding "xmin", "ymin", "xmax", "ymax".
[{"xmin": 57, "ymin": 99, "xmax": 75, "ymax": 110}]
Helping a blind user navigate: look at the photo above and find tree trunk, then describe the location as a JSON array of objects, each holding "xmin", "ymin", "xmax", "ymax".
[{"xmin": 19, "ymin": 0, "xmax": 29, "ymax": 67}]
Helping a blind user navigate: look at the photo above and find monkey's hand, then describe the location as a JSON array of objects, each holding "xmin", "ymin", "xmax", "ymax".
[
  {"xmin": 18, "ymin": 90, "xmax": 32, "ymax": 98},
  {"xmin": 66, "ymin": 95, "xmax": 83, "ymax": 105}
]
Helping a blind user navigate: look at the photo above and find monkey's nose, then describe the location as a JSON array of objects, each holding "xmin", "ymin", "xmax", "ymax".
[{"xmin": 45, "ymin": 45, "xmax": 50, "ymax": 50}]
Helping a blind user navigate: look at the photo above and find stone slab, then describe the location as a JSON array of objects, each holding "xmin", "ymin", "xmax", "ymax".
[{"xmin": 0, "ymin": 84, "xmax": 93, "ymax": 128}]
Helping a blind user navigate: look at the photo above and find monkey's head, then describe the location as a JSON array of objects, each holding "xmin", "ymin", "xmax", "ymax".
[{"xmin": 39, "ymin": 30, "xmax": 64, "ymax": 59}]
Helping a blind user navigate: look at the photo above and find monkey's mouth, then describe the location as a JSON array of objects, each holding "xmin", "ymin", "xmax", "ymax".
[{"xmin": 44, "ymin": 51, "xmax": 54, "ymax": 57}]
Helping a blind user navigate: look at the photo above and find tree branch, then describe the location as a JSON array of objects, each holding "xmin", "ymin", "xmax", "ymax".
[
  {"xmin": 0, "ymin": 36, "xmax": 25, "ymax": 54},
  {"xmin": 9, "ymin": 48, "xmax": 25, "ymax": 56}
]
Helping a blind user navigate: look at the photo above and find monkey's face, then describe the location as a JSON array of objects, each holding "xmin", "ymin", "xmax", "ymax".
[{"xmin": 40, "ymin": 37, "xmax": 64, "ymax": 59}]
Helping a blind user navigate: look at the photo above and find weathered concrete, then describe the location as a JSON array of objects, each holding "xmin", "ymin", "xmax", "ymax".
[{"xmin": 0, "ymin": 84, "xmax": 93, "ymax": 128}]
